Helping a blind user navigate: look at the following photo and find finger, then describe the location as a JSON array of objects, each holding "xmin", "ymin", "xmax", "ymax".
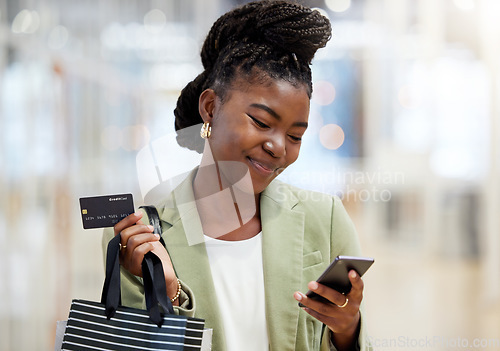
[
  {"xmin": 347, "ymin": 270, "xmax": 364, "ymax": 300},
  {"xmin": 114, "ymin": 211, "xmax": 143, "ymax": 236},
  {"xmin": 120, "ymin": 224, "xmax": 155, "ymax": 245},
  {"xmin": 125, "ymin": 241, "xmax": 157, "ymax": 276},
  {"xmin": 307, "ymin": 281, "xmax": 348, "ymax": 308},
  {"xmin": 297, "ymin": 295, "xmax": 362, "ymax": 336},
  {"xmin": 121, "ymin": 235, "xmax": 161, "ymax": 276},
  {"xmin": 122, "ymin": 232, "xmax": 159, "ymax": 254},
  {"xmin": 294, "ymin": 291, "xmax": 338, "ymax": 317}
]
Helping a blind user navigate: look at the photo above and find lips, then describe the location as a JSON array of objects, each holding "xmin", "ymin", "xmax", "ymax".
[{"xmin": 247, "ymin": 157, "xmax": 279, "ymax": 176}]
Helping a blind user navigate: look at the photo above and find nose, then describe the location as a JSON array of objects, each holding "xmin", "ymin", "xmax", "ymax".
[{"xmin": 263, "ymin": 135, "xmax": 286, "ymax": 158}]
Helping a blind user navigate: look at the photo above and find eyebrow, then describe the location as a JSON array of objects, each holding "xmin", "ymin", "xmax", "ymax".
[{"xmin": 249, "ymin": 103, "xmax": 308, "ymax": 128}]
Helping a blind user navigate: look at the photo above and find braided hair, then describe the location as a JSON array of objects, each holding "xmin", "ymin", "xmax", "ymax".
[{"xmin": 174, "ymin": 0, "xmax": 331, "ymax": 152}]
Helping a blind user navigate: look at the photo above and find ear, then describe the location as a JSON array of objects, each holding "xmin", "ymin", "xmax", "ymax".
[{"xmin": 199, "ymin": 89, "xmax": 217, "ymax": 123}]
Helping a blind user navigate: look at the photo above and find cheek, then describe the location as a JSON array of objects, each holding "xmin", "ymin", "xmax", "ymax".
[
  {"xmin": 210, "ymin": 119, "xmax": 252, "ymax": 154},
  {"xmin": 285, "ymin": 144, "xmax": 301, "ymax": 166}
]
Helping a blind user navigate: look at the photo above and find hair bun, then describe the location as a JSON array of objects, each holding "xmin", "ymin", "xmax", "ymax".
[
  {"xmin": 201, "ymin": 0, "xmax": 331, "ymax": 69},
  {"xmin": 255, "ymin": 1, "xmax": 331, "ymax": 63}
]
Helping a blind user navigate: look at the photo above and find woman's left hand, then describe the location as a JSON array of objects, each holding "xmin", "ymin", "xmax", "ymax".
[{"xmin": 293, "ymin": 270, "xmax": 363, "ymax": 350}]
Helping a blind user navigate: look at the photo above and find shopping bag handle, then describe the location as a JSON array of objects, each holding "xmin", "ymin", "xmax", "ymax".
[
  {"xmin": 142, "ymin": 251, "xmax": 175, "ymax": 325},
  {"xmin": 139, "ymin": 205, "xmax": 176, "ymax": 322},
  {"xmin": 101, "ymin": 233, "xmax": 121, "ymax": 318},
  {"xmin": 100, "ymin": 232, "xmax": 174, "ymax": 326}
]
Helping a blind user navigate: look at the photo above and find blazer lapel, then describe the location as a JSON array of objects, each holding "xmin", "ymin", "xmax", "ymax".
[{"xmin": 261, "ymin": 181, "xmax": 305, "ymax": 350}]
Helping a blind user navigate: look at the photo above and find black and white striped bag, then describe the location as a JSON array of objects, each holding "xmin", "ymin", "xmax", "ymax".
[
  {"xmin": 61, "ymin": 234, "xmax": 205, "ymax": 350},
  {"xmin": 62, "ymin": 299, "xmax": 204, "ymax": 350}
]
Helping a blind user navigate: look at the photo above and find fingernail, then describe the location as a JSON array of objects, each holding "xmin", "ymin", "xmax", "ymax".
[
  {"xmin": 294, "ymin": 292, "xmax": 303, "ymax": 301},
  {"xmin": 147, "ymin": 225, "xmax": 154, "ymax": 231},
  {"xmin": 134, "ymin": 211, "xmax": 142, "ymax": 216},
  {"xmin": 309, "ymin": 281, "xmax": 318, "ymax": 290},
  {"xmin": 350, "ymin": 271, "xmax": 357, "ymax": 278},
  {"xmin": 154, "ymin": 233, "xmax": 160, "ymax": 239}
]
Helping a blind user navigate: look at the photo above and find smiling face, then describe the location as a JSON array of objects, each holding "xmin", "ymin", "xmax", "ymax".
[{"xmin": 199, "ymin": 73, "xmax": 310, "ymax": 194}]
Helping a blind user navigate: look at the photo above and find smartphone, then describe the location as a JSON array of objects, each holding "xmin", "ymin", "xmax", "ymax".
[{"xmin": 304, "ymin": 255, "xmax": 374, "ymax": 304}]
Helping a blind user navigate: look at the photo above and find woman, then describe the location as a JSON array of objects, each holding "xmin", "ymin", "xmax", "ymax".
[{"xmin": 103, "ymin": 1, "xmax": 369, "ymax": 350}]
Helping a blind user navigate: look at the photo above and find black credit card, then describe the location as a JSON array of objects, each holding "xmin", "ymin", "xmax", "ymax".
[{"xmin": 79, "ymin": 194, "xmax": 134, "ymax": 229}]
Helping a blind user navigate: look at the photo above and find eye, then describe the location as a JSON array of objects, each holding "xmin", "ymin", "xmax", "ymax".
[
  {"xmin": 288, "ymin": 135, "xmax": 302, "ymax": 142},
  {"xmin": 248, "ymin": 114, "xmax": 270, "ymax": 129}
]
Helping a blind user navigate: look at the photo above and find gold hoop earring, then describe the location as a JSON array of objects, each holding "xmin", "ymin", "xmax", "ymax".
[{"xmin": 200, "ymin": 122, "xmax": 211, "ymax": 139}]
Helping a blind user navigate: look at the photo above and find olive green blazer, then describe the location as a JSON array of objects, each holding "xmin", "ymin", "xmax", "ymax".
[{"xmin": 102, "ymin": 172, "xmax": 370, "ymax": 351}]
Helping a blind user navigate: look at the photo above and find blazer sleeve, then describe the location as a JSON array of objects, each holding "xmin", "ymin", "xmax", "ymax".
[
  {"xmin": 101, "ymin": 217, "xmax": 196, "ymax": 317},
  {"xmin": 320, "ymin": 195, "xmax": 372, "ymax": 351}
]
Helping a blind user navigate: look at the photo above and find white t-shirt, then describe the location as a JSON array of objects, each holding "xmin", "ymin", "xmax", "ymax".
[{"xmin": 204, "ymin": 233, "xmax": 269, "ymax": 351}]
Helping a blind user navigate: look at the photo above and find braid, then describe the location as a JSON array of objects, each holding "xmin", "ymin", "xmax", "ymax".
[
  {"xmin": 174, "ymin": 0, "xmax": 331, "ymax": 152},
  {"xmin": 173, "ymin": 71, "xmax": 208, "ymax": 153},
  {"xmin": 174, "ymin": 71, "xmax": 208, "ymax": 132}
]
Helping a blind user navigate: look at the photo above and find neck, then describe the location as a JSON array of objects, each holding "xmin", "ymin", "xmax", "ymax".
[{"xmin": 193, "ymin": 157, "xmax": 261, "ymax": 240}]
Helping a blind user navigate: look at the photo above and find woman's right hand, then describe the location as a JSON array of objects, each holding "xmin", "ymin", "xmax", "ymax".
[{"xmin": 113, "ymin": 211, "xmax": 180, "ymax": 304}]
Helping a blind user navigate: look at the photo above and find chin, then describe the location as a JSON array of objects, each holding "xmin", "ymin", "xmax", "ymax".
[{"xmin": 252, "ymin": 177, "xmax": 275, "ymax": 195}]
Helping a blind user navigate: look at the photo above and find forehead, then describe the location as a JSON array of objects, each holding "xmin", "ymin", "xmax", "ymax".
[
  {"xmin": 230, "ymin": 68, "xmax": 308, "ymax": 95},
  {"xmin": 222, "ymin": 74, "xmax": 310, "ymax": 115},
  {"xmin": 224, "ymin": 78, "xmax": 310, "ymax": 122}
]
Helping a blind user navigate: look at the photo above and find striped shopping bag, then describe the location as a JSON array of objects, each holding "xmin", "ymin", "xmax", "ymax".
[
  {"xmin": 61, "ymin": 234, "xmax": 205, "ymax": 350},
  {"xmin": 62, "ymin": 300, "xmax": 204, "ymax": 350}
]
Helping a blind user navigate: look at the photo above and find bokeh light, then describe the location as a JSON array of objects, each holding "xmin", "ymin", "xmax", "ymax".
[
  {"xmin": 121, "ymin": 125, "xmax": 151, "ymax": 151},
  {"xmin": 319, "ymin": 123, "xmax": 345, "ymax": 150},
  {"xmin": 48, "ymin": 25, "xmax": 69, "ymax": 50},
  {"xmin": 312, "ymin": 80, "xmax": 336, "ymax": 106},
  {"xmin": 144, "ymin": 9, "xmax": 166, "ymax": 34},
  {"xmin": 11, "ymin": 9, "xmax": 40, "ymax": 34},
  {"xmin": 325, "ymin": 0, "xmax": 351, "ymax": 13}
]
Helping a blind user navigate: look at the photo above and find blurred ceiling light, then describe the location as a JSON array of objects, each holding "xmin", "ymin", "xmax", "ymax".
[
  {"xmin": 453, "ymin": 0, "xmax": 476, "ymax": 11},
  {"xmin": 430, "ymin": 148, "xmax": 478, "ymax": 179},
  {"xmin": 48, "ymin": 25, "xmax": 69, "ymax": 50},
  {"xmin": 144, "ymin": 9, "xmax": 166, "ymax": 34},
  {"xmin": 12, "ymin": 9, "xmax": 40, "ymax": 34},
  {"xmin": 319, "ymin": 124, "xmax": 345, "ymax": 150},
  {"xmin": 312, "ymin": 80, "xmax": 336, "ymax": 106},
  {"xmin": 325, "ymin": 0, "xmax": 351, "ymax": 13}
]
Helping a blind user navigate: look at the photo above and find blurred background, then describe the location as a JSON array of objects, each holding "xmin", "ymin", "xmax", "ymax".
[{"xmin": 1, "ymin": 0, "xmax": 499, "ymax": 350}]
